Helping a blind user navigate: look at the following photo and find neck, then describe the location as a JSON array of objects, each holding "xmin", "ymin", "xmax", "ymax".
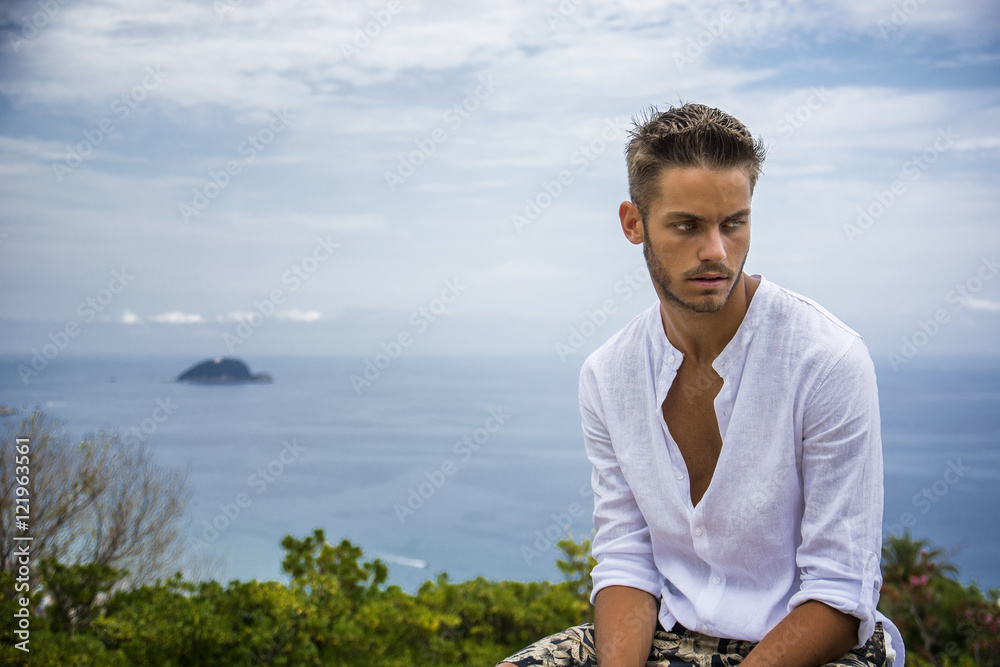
[{"xmin": 658, "ymin": 273, "xmax": 758, "ymax": 364}]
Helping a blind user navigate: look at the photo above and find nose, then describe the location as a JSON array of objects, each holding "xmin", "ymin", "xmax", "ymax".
[{"xmin": 698, "ymin": 226, "xmax": 727, "ymax": 263}]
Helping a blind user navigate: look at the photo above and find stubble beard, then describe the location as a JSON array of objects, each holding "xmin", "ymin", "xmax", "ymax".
[{"xmin": 642, "ymin": 226, "xmax": 749, "ymax": 314}]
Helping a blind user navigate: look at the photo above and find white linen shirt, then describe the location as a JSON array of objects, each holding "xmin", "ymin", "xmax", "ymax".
[{"xmin": 581, "ymin": 274, "xmax": 903, "ymax": 662}]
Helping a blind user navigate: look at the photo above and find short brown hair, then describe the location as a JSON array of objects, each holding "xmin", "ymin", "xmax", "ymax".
[{"xmin": 625, "ymin": 103, "xmax": 767, "ymax": 219}]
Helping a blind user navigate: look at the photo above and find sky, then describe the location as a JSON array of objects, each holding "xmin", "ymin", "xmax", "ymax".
[{"xmin": 1, "ymin": 0, "xmax": 999, "ymax": 371}]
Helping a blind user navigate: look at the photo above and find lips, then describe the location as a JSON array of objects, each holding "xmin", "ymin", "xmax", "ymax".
[{"xmin": 690, "ymin": 273, "xmax": 729, "ymax": 288}]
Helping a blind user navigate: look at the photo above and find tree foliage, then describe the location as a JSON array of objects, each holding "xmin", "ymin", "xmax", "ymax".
[
  {"xmin": 1, "ymin": 529, "xmax": 997, "ymax": 666},
  {"xmin": 879, "ymin": 531, "xmax": 1000, "ymax": 666},
  {"xmin": 0, "ymin": 409, "xmax": 190, "ymax": 594},
  {"xmin": 1, "ymin": 529, "xmax": 596, "ymax": 666}
]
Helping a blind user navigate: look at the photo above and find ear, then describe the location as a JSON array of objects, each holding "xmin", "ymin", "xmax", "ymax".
[{"xmin": 620, "ymin": 201, "xmax": 644, "ymax": 246}]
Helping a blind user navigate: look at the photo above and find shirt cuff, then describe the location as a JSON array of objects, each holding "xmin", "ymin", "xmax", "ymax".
[
  {"xmin": 787, "ymin": 574, "xmax": 877, "ymax": 648},
  {"xmin": 590, "ymin": 553, "xmax": 663, "ymax": 605}
]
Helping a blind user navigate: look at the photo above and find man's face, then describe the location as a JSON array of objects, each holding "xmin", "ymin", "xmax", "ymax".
[{"xmin": 639, "ymin": 166, "xmax": 752, "ymax": 314}]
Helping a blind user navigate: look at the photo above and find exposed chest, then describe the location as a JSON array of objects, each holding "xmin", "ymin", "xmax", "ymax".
[{"xmin": 661, "ymin": 361, "xmax": 724, "ymax": 506}]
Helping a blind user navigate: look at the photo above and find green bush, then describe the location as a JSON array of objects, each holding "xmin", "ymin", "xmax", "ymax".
[
  {"xmin": 0, "ymin": 529, "xmax": 588, "ymax": 666},
  {"xmin": 879, "ymin": 531, "xmax": 1000, "ymax": 666},
  {"xmin": 3, "ymin": 529, "xmax": 997, "ymax": 666}
]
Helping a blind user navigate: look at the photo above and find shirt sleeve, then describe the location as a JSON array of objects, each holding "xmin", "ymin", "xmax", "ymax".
[
  {"xmin": 580, "ymin": 364, "xmax": 663, "ymax": 605},
  {"xmin": 788, "ymin": 337, "xmax": 884, "ymax": 648}
]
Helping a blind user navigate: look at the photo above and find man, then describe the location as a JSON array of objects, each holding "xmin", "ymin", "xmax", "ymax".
[{"xmin": 498, "ymin": 104, "xmax": 904, "ymax": 667}]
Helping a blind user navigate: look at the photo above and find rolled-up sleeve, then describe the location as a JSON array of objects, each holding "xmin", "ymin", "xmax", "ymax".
[
  {"xmin": 789, "ymin": 337, "xmax": 884, "ymax": 648},
  {"xmin": 580, "ymin": 365, "xmax": 662, "ymax": 605}
]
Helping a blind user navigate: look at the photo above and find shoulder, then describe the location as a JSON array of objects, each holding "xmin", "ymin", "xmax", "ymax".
[
  {"xmin": 759, "ymin": 277, "xmax": 865, "ymax": 351},
  {"xmin": 762, "ymin": 278, "xmax": 859, "ymax": 340},
  {"xmin": 754, "ymin": 277, "xmax": 875, "ymax": 390},
  {"xmin": 579, "ymin": 301, "xmax": 658, "ymax": 394}
]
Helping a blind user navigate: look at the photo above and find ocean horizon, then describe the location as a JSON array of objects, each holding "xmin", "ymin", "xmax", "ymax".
[{"xmin": 2, "ymin": 353, "xmax": 998, "ymax": 594}]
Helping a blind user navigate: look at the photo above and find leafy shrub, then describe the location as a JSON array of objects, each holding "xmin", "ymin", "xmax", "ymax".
[
  {"xmin": 879, "ymin": 531, "xmax": 1000, "ymax": 665},
  {"xmin": 5, "ymin": 529, "xmax": 997, "ymax": 666}
]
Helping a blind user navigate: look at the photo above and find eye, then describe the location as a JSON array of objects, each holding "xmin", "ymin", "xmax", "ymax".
[
  {"xmin": 674, "ymin": 222, "xmax": 696, "ymax": 231},
  {"xmin": 725, "ymin": 219, "xmax": 747, "ymax": 229}
]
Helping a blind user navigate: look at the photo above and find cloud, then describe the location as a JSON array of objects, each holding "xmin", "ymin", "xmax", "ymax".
[
  {"xmin": 0, "ymin": 0, "xmax": 997, "ymax": 357},
  {"xmin": 965, "ymin": 298, "xmax": 1000, "ymax": 313},
  {"xmin": 150, "ymin": 311, "xmax": 206, "ymax": 324},
  {"xmin": 216, "ymin": 312, "xmax": 254, "ymax": 323},
  {"xmin": 275, "ymin": 309, "xmax": 322, "ymax": 322},
  {"xmin": 216, "ymin": 309, "xmax": 322, "ymax": 322}
]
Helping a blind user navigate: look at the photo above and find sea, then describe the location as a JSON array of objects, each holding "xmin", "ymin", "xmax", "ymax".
[{"xmin": 1, "ymin": 354, "xmax": 998, "ymax": 594}]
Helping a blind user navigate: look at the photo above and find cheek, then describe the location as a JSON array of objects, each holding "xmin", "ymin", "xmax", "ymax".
[
  {"xmin": 727, "ymin": 232, "xmax": 750, "ymax": 253},
  {"xmin": 649, "ymin": 243, "xmax": 674, "ymax": 266}
]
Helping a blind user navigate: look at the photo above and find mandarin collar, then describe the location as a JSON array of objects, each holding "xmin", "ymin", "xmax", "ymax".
[{"xmin": 650, "ymin": 274, "xmax": 772, "ymax": 395}]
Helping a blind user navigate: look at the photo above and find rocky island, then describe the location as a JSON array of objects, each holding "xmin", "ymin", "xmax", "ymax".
[{"xmin": 176, "ymin": 358, "xmax": 272, "ymax": 384}]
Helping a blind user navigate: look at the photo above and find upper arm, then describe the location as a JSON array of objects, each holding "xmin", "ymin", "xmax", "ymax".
[
  {"xmin": 580, "ymin": 365, "xmax": 662, "ymax": 603},
  {"xmin": 790, "ymin": 337, "xmax": 884, "ymax": 646}
]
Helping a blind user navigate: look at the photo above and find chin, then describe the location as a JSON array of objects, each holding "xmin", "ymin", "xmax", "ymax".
[
  {"xmin": 690, "ymin": 301, "xmax": 727, "ymax": 314},
  {"xmin": 687, "ymin": 292, "xmax": 731, "ymax": 312}
]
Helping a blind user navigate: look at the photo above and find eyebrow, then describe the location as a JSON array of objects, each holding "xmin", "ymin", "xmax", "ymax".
[{"xmin": 663, "ymin": 209, "xmax": 751, "ymax": 222}]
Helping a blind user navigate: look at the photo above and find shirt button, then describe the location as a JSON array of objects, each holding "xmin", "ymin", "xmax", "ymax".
[
  {"xmin": 668, "ymin": 355, "xmax": 675, "ymax": 363},
  {"xmin": 694, "ymin": 527, "xmax": 704, "ymax": 537},
  {"xmin": 711, "ymin": 576, "xmax": 721, "ymax": 584},
  {"xmin": 700, "ymin": 625, "xmax": 709, "ymax": 633},
  {"xmin": 675, "ymin": 472, "xmax": 684, "ymax": 480}
]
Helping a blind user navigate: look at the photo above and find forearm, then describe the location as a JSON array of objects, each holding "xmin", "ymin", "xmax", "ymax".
[
  {"xmin": 741, "ymin": 600, "xmax": 860, "ymax": 667},
  {"xmin": 593, "ymin": 585, "xmax": 658, "ymax": 667}
]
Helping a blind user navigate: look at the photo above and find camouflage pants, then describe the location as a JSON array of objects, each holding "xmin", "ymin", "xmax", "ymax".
[{"xmin": 499, "ymin": 621, "xmax": 887, "ymax": 667}]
